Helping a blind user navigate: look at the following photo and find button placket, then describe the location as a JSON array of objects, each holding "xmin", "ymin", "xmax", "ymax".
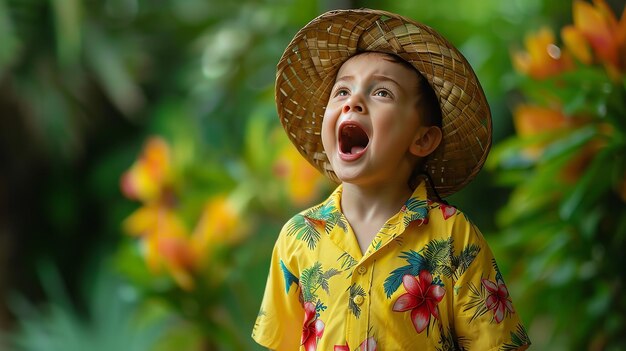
[{"xmin": 346, "ymin": 261, "xmax": 374, "ymax": 348}]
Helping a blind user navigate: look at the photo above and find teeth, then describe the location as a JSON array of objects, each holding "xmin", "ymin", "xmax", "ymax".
[
  {"xmin": 351, "ymin": 146, "xmax": 365, "ymax": 154},
  {"xmin": 340, "ymin": 124, "xmax": 369, "ymax": 154}
]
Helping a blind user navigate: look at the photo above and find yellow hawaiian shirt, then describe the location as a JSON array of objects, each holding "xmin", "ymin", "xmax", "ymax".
[{"xmin": 252, "ymin": 181, "xmax": 530, "ymax": 351}]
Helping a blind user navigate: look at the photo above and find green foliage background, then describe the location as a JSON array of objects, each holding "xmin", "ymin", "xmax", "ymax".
[{"xmin": 0, "ymin": 0, "xmax": 623, "ymax": 350}]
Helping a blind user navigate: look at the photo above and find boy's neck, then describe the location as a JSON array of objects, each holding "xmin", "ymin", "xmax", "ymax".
[
  {"xmin": 341, "ymin": 182, "xmax": 413, "ymax": 221},
  {"xmin": 341, "ymin": 181, "xmax": 414, "ymax": 255}
]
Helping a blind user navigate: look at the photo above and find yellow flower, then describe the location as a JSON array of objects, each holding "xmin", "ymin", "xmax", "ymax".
[
  {"xmin": 191, "ymin": 195, "xmax": 247, "ymax": 268},
  {"xmin": 512, "ymin": 27, "xmax": 574, "ymax": 79},
  {"xmin": 562, "ymin": 25, "xmax": 593, "ymax": 64},
  {"xmin": 273, "ymin": 143, "xmax": 327, "ymax": 206},
  {"xmin": 121, "ymin": 137, "xmax": 172, "ymax": 203},
  {"xmin": 123, "ymin": 203, "xmax": 188, "ymax": 264}
]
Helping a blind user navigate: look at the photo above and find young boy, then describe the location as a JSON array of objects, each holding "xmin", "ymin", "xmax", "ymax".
[{"xmin": 253, "ymin": 9, "xmax": 530, "ymax": 351}]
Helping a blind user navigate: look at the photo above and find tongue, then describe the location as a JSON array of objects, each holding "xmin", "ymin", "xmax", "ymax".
[{"xmin": 351, "ymin": 146, "xmax": 365, "ymax": 154}]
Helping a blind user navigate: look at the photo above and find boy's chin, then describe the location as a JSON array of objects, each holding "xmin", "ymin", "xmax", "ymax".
[
  {"xmin": 330, "ymin": 168, "xmax": 361, "ymax": 184},
  {"xmin": 332, "ymin": 169, "xmax": 374, "ymax": 186}
]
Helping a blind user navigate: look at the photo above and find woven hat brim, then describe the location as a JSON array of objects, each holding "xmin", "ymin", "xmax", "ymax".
[{"xmin": 275, "ymin": 9, "xmax": 492, "ymax": 198}]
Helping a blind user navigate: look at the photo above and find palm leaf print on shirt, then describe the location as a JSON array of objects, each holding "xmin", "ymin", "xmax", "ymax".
[
  {"xmin": 451, "ymin": 243, "xmax": 481, "ymax": 281},
  {"xmin": 403, "ymin": 198, "xmax": 428, "ymax": 227},
  {"xmin": 500, "ymin": 324, "xmax": 531, "ymax": 351},
  {"xmin": 338, "ymin": 252, "xmax": 358, "ymax": 272},
  {"xmin": 300, "ymin": 262, "xmax": 341, "ymax": 303},
  {"xmin": 384, "ymin": 250, "xmax": 425, "ymax": 298},
  {"xmin": 285, "ymin": 214, "xmax": 324, "ymax": 250},
  {"xmin": 309, "ymin": 200, "xmax": 343, "ymax": 233},
  {"xmin": 422, "ymin": 238, "xmax": 452, "ymax": 275}
]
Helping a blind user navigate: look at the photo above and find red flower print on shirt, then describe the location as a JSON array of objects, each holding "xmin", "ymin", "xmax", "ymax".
[
  {"xmin": 302, "ymin": 301, "xmax": 325, "ymax": 351},
  {"xmin": 482, "ymin": 278, "xmax": 515, "ymax": 323},
  {"xmin": 334, "ymin": 336, "xmax": 377, "ymax": 351},
  {"xmin": 440, "ymin": 204, "xmax": 457, "ymax": 220},
  {"xmin": 392, "ymin": 270, "xmax": 446, "ymax": 334}
]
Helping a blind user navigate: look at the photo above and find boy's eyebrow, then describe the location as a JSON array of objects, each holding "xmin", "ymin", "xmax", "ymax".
[{"xmin": 334, "ymin": 74, "xmax": 403, "ymax": 88}]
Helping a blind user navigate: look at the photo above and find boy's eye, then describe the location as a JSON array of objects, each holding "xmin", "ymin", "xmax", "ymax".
[
  {"xmin": 336, "ymin": 89, "xmax": 349, "ymax": 97},
  {"xmin": 374, "ymin": 88, "xmax": 393, "ymax": 98}
]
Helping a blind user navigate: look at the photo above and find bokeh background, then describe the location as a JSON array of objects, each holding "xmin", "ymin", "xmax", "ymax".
[{"xmin": 1, "ymin": 0, "xmax": 625, "ymax": 350}]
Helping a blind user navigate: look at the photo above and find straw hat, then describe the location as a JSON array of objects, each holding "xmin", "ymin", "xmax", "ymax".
[{"xmin": 275, "ymin": 9, "xmax": 491, "ymax": 198}]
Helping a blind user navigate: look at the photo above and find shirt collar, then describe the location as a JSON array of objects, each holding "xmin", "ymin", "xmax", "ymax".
[{"xmin": 310, "ymin": 181, "xmax": 429, "ymax": 236}]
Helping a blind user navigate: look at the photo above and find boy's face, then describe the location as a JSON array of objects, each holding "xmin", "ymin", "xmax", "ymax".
[{"xmin": 321, "ymin": 52, "xmax": 434, "ymax": 187}]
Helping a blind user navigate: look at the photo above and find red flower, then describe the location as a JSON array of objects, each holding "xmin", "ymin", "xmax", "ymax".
[
  {"xmin": 392, "ymin": 271, "xmax": 446, "ymax": 333},
  {"xmin": 440, "ymin": 204, "xmax": 457, "ymax": 220},
  {"xmin": 302, "ymin": 302, "xmax": 325, "ymax": 351},
  {"xmin": 482, "ymin": 278, "xmax": 515, "ymax": 323},
  {"xmin": 334, "ymin": 337, "xmax": 377, "ymax": 351}
]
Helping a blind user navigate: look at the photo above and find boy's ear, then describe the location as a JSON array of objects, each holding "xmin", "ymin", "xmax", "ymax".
[{"xmin": 409, "ymin": 126, "xmax": 443, "ymax": 157}]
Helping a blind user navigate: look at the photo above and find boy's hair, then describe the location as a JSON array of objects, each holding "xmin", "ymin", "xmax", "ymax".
[{"xmin": 381, "ymin": 53, "xmax": 442, "ymax": 129}]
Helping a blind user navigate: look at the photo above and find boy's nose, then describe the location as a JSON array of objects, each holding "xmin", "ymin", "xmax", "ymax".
[{"xmin": 342, "ymin": 97, "xmax": 365, "ymax": 114}]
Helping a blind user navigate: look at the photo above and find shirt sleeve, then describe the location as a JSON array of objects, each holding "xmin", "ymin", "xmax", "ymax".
[
  {"xmin": 252, "ymin": 222, "xmax": 304, "ymax": 351},
  {"xmin": 451, "ymin": 215, "xmax": 531, "ymax": 351}
]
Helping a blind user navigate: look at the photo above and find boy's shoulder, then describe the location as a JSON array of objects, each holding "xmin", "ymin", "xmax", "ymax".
[{"xmin": 426, "ymin": 199, "xmax": 476, "ymax": 228}]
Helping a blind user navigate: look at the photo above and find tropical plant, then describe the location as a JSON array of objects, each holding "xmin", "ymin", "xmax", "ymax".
[
  {"xmin": 116, "ymin": 126, "xmax": 330, "ymax": 349},
  {"xmin": 0, "ymin": 263, "xmax": 169, "ymax": 351},
  {"xmin": 490, "ymin": 0, "xmax": 626, "ymax": 349}
]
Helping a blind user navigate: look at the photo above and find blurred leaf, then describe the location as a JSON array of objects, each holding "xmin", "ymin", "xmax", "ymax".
[
  {"xmin": 83, "ymin": 24, "xmax": 145, "ymax": 117},
  {"xmin": 487, "ymin": 130, "xmax": 566, "ymax": 170},
  {"xmin": 244, "ymin": 106, "xmax": 275, "ymax": 174},
  {"xmin": 539, "ymin": 125, "xmax": 598, "ymax": 163},
  {"xmin": 0, "ymin": 0, "xmax": 21, "ymax": 72},
  {"xmin": 5, "ymin": 263, "xmax": 168, "ymax": 351},
  {"xmin": 115, "ymin": 238, "xmax": 175, "ymax": 292},
  {"xmin": 559, "ymin": 145, "xmax": 615, "ymax": 220},
  {"xmin": 50, "ymin": 0, "xmax": 81, "ymax": 66}
]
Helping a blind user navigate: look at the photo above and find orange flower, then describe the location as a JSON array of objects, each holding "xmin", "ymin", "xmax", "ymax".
[
  {"xmin": 122, "ymin": 202, "xmax": 198, "ymax": 290},
  {"xmin": 273, "ymin": 142, "xmax": 327, "ymax": 206},
  {"xmin": 157, "ymin": 235, "xmax": 197, "ymax": 291},
  {"xmin": 563, "ymin": 0, "xmax": 626, "ymax": 77},
  {"xmin": 121, "ymin": 137, "xmax": 173, "ymax": 203},
  {"xmin": 513, "ymin": 105, "xmax": 609, "ymax": 183},
  {"xmin": 512, "ymin": 27, "xmax": 574, "ymax": 79},
  {"xmin": 513, "ymin": 104, "xmax": 570, "ymax": 158}
]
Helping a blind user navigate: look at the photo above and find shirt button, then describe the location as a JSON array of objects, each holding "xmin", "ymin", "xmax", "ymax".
[
  {"xmin": 357, "ymin": 266, "xmax": 367, "ymax": 275},
  {"xmin": 353, "ymin": 295, "xmax": 364, "ymax": 306}
]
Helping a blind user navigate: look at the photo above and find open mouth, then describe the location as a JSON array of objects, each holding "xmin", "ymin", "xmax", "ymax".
[{"xmin": 339, "ymin": 122, "xmax": 369, "ymax": 155}]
